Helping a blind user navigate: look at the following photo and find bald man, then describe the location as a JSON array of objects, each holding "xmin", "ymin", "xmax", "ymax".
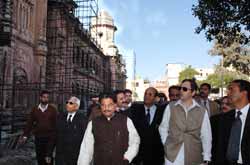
[{"xmin": 130, "ymin": 87, "xmax": 165, "ymax": 165}]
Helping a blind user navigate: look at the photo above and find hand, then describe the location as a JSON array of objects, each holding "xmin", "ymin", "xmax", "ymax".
[{"xmin": 45, "ymin": 157, "xmax": 51, "ymax": 164}]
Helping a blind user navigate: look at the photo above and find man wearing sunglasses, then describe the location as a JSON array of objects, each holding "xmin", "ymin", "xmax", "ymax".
[
  {"xmin": 49, "ymin": 96, "xmax": 87, "ymax": 165},
  {"xmin": 159, "ymin": 79, "xmax": 212, "ymax": 165}
]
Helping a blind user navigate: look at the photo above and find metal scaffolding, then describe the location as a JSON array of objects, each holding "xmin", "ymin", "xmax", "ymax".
[{"xmin": 0, "ymin": 0, "xmax": 111, "ymax": 143}]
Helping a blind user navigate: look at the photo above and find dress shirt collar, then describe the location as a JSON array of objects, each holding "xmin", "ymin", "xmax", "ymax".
[
  {"xmin": 144, "ymin": 104, "xmax": 156, "ymax": 113},
  {"xmin": 128, "ymin": 102, "xmax": 132, "ymax": 108},
  {"xmin": 67, "ymin": 111, "xmax": 77, "ymax": 122},
  {"xmin": 175, "ymin": 99, "xmax": 201, "ymax": 112},
  {"xmin": 235, "ymin": 103, "xmax": 249, "ymax": 118},
  {"xmin": 38, "ymin": 103, "xmax": 48, "ymax": 112},
  {"xmin": 116, "ymin": 107, "xmax": 126, "ymax": 112},
  {"xmin": 106, "ymin": 113, "xmax": 115, "ymax": 121}
]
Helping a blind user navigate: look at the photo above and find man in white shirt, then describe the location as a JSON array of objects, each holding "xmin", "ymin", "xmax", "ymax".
[
  {"xmin": 77, "ymin": 93, "xmax": 140, "ymax": 165},
  {"xmin": 159, "ymin": 79, "xmax": 212, "ymax": 165}
]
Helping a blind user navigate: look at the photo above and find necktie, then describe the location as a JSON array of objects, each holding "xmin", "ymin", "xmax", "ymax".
[
  {"xmin": 203, "ymin": 100, "xmax": 207, "ymax": 109},
  {"xmin": 146, "ymin": 109, "xmax": 150, "ymax": 125},
  {"xmin": 203, "ymin": 100, "xmax": 211, "ymax": 116},
  {"xmin": 67, "ymin": 114, "xmax": 72, "ymax": 123},
  {"xmin": 226, "ymin": 111, "xmax": 242, "ymax": 162}
]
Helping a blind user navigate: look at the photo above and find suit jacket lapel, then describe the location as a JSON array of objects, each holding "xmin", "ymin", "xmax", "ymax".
[
  {"xmin": 242, "ymin": 107, "xmax": 250, "ymax": 141},
  {"xmin": 71, "ymin": 111, "xmax": 79, "ymax": 124},
  {"xmin": 151, "ymin": 106, "xmax": 160, "ymax": 126}
]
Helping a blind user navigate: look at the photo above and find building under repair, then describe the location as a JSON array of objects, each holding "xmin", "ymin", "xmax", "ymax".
[{"xmin": 0, "ymin": 0, "xmax": 126, "ymax": 144}]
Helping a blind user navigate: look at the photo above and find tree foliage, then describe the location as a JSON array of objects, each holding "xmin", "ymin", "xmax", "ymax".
[
  {"xmin": 198, "ymin": 65, "xmax": 249, "ymax": 88},
  {"xmin": 209, "ymin": 40, "xmax": 250, "ymax": 75},
  {"xmin": 179, "ymin": 65, "xmax": 199, "ymax": 83},
  {"xmin": 192, "ymin": 0, "xmax": 250, "ymax": 46},
  {"xmin": 193, "ymin": 0, "xmax": 250, "ymax": 75}
]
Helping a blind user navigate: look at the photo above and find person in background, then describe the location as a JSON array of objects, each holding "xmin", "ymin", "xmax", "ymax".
[
  {"xmin": 155, "ymin": 92, "xmax": 168, "ymax": 110},
  {"xmin": 220, "ymin": 96, "xmax": 234, "ymax": 113},
  {"xmin": 168, "ymin": 85, "xmax": 180, "ymax": 102},
  {"xmin": 198, "ymin": 83, "xmax": 220, "ymax": 117},
  {"xmin": 114, "ymin": 90, "xmax": 131, "ymax": 116},
  {"xmin": 210, "ymin": 95, "xmax": 234, "ymax": 164},
  {"xmin": 88, "ymin": 95, "xmax": 101, "ymax": 121},
  {"xmin": 19, "ymin": 90, "xmax": 57, "ymax": 165},
  {"xmin": 124, "ymin": 89, "xmax": 133, "ymax": 108},
  {"xmin": 78, "ymin": 93, "xmax": 140, "ymax": 165}
]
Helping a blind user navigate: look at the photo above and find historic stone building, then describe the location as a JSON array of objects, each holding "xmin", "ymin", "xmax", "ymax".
[
  {"xmin": 0, "ymin": 0, "xmax": 47, "ymax": 109},
  {"xmin": 0, "ymin": 0, "xmax": 112, "ymax": 140},
  {"xmin": 91, "ymin": 10, "xmax": 127, "ymax": 90},
  {"xmin": 46, "ymin": 0, "xmax": 111, "ymax": 110}
]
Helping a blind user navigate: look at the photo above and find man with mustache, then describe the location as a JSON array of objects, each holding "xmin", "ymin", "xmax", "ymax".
[
  {"xmin": 168, "ymin": 85, "xmax": 180, "ymax": 102},
  {"xmin": 197, "ymin": 83, "xmax": 220, "ymax": 117},
  {"xmin": 114, "ymin": 90, "xmax": 132, "ymax": 116},
  {"xmin": 77, "ymin": 93, "xmax": 140, "ymax": 165}
]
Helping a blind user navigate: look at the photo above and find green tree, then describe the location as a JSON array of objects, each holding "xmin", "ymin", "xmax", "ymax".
[
  {"xmin": 192, "ymin": 0, "xmax": 250, "ymax": 46},
  {"xmin": 192, "ymin": 0, "xmax": 250, "ymax": 75},
  {"xmin": 179, "ymin": 65, "xmax": 199, "ymax": 83}
]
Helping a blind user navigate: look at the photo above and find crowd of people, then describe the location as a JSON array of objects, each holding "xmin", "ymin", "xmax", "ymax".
[{"xmin": 19, "ymin": 79, "xmax": 250, "ymax": 165}]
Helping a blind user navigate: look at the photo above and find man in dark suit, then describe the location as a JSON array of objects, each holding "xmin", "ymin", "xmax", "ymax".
[
  {"xmin": 131, "ymin": 87, "xmax": 165, "ymax": 165},
  {"xmin": 48, "ymin": 96, "xmax": 87, "ymax": 165},
  {"xmin": 212, "ymin": 79, "xmax": 250, "ymax": 165}
]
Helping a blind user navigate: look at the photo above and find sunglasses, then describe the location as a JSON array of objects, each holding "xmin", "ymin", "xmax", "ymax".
[
  {"xmin": 180, "ymin": 87, "xmax": 192, "ymax": 92},
  {"xmin": 66, "ymin": 101, "xmax": 74, "ymax": 105}
]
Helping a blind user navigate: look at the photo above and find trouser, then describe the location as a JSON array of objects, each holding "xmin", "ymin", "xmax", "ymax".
[{"xmin": 35, "ymin": 137, "xmax": 53, "ymax": 165}]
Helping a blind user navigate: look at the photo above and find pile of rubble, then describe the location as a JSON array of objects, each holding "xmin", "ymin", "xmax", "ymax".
[{"xmin": 0, "ymin": 141, "xmax": 36, "ymax": 165}]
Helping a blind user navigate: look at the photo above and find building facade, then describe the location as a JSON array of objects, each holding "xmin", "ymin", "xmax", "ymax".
[
  {"xmin": 0, "ymin": 0, "xmax": 112, "ymax": 139},
  {"xmin": 46, "ymin": 0, "xmax": 111, "ymax": 111},
  {"xmin": 91, "ymin": 10, "xmax": 126, "ymax": 90}
]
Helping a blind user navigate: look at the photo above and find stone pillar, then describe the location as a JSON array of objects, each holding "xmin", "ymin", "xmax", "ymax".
[{"xmin": 34, "ymin": 0, "xmax": 48, "ymax": 86}]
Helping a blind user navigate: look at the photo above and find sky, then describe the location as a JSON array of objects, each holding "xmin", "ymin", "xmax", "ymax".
[{"xmin": 98, "ymin": 0, "xmax": 221, "ymax": 80}]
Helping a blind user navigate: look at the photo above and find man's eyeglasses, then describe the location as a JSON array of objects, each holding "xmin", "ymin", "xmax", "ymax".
[
  {"xmin": 180, "ymin": 87, "xmax": 192, "ymax": 92},
  {"xmin": 66, "ymin": 101, "xmax": 74, "ymax": 105}
]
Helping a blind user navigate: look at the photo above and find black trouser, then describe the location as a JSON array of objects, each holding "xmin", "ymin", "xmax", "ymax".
[{"xmin": 35, "ymin": 137, "xmax": 53, "ymax": 165}]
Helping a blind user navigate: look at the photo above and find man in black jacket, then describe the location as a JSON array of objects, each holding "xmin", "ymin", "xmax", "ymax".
[
  {"xmin": 212, "ymin": 79, "xmax": 250, "ymax": 165},
  {"xmin": 131, "ymin": 87, "xmax": 165, "ymax": 165},
  {"xmin": 48, "ymin": 96, "xmax": 87, "ymax": 165}
]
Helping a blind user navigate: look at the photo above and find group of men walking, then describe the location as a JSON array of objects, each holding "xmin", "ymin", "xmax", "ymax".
[{"xmin": 19, "ymin": 79, "xmax": 250, "ymax": 165}]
